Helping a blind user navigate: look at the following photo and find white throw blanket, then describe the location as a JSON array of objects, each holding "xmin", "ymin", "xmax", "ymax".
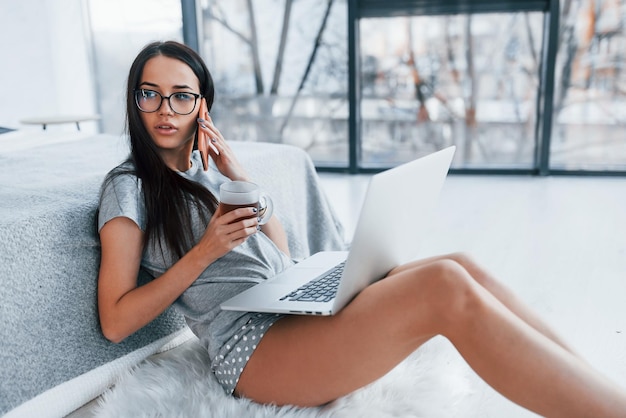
[{"xmin": 93, "ymin": 335, "xmax": 472, "ymax": 418}]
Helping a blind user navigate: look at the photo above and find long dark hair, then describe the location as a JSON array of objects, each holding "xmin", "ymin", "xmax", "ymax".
[{"xmin": 110, "ymin": 40, "xmax": 219, "ymax": 260}]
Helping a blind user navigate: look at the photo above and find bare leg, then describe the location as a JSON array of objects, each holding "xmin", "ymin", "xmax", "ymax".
[
  {"xmin": 390, "ymin": 252, "xmax": 578, "ymax": 355},
  {"xmin": 235, "ymin": 259, "xmax": 626, "ymax": 417}
]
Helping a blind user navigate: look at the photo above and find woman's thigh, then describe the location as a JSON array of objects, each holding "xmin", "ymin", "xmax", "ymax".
[{"xmin": 234, "ymin": 259, "xmax": 475, "ymax": 407}]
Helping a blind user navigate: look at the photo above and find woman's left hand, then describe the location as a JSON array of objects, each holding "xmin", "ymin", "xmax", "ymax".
[{"xmin": 197, "ymin": 113, "xmax": 250, "ymax": 182}]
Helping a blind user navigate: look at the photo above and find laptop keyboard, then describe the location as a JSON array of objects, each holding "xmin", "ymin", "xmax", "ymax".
[{"xmin": 279, "ymin": 262, "xmax": 345, "ymax": 303}]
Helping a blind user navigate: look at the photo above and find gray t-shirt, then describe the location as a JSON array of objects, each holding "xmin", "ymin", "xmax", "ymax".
[{"xmin": 98, "ymin": 151, "xmax": 293, "ymax": 360}]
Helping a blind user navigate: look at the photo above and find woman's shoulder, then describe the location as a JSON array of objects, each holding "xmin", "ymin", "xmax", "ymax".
[
  {"xmin": 102, "ymin": 159, "xmax": 138, "ymax": 185},
  {"xmin": 98, "ymin": 160, "xmax": 146, "ymax": 231},
  {"xmin": 100, "ymin": 160, "xmax": 142, "ymax": 199},
  {"xmin": 106, "ymin": 158, "xmax": 136, "ymax": 178}
]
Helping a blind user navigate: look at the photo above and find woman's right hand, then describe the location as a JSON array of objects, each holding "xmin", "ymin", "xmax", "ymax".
[{"xmin": 196, "ymin": 205, "xmax": 259, "ymax": 262}]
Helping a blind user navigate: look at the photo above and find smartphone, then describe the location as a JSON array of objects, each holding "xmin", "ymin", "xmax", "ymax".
[{"xmin": 198, "ymin": 98, "xmax": 209, "ymax": 171}]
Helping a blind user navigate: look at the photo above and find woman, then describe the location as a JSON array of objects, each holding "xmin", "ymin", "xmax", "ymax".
[{"xmin": 98, "ymin": 40, "xmax": 626, "ymax": 416}]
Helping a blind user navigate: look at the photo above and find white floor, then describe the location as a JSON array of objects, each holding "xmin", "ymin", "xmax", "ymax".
[{"xmin": 318, "ymin": 172, "xmax": 626, "ymax": 417}]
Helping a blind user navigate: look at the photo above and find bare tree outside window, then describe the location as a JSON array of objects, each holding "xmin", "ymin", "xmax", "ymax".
[
  {"xmin": 359, "ymin": 12, "xmax": 543, "ymax": 168},
  {"xmin": 551, "ymin": 0, "xmax": 626, "ymax": 170},
  {"xmin": 199, "ymin": 0, "xmax": 349, "ymax": 166}
]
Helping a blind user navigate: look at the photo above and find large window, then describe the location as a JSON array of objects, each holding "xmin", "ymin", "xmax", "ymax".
[
  {"xmin": 84, "ymin": 0, "xmax": 626, "ymax": 175},
  {"xmin": 198, "ymin": 0, "xmax": 349, "ymax": 166},
  {"xmin": 358, "ymin": 13, "xmax": 544, "ymax": 169},
  {"xmin": 87, "ymin": 0, "xmax": 184, "ymax": 135},
  {"xmin": 550, "ymin": 0, "xmax": 626, "ymax": 171}
]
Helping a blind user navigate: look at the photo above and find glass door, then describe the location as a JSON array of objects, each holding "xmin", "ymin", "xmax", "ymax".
[{"xmin": 358, "ymin": 12, "xmax": 545, "ymax": 170}]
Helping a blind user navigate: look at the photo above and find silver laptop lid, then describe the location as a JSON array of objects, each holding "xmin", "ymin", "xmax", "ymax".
[{"xmin": 333, "ymin": 146, "xmax": 456, "ymax": 310}]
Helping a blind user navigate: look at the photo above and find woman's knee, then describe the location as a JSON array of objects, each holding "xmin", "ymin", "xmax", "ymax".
[
  {"xmin": 444, "ymin": 251, "xmax": 498, "ymax": 289},
  {"xmin": 412, "ymin": 259, "xmax": 485, "ymax": 330},
  {"xmin": 444, "ymin": 251, "xmax": 478, "ymax": 270}
]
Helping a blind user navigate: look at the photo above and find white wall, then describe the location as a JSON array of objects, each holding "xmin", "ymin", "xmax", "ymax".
[{"xmin": 0, "ymin": 0, "xmax": 98, "ymax": 133}]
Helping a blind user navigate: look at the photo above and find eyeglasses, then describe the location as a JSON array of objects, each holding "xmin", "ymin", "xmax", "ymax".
[{"xmin": 134, "ymin": 89, "xmax": 201, "ymax": 115}]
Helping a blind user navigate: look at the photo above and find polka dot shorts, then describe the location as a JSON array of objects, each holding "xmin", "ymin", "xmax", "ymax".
[{"xmin": 211, "ymin": 313, "xmax": 283, "ymax": 395}]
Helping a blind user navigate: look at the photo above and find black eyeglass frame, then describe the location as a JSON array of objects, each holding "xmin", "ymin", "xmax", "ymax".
[{"xmin": 133, "ymin": 89, "xmax": 202, "ymax": 115}]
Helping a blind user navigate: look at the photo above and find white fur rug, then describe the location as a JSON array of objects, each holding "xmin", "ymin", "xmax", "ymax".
[{"xmin": 93, "ymin": 336, "xmax": 473, "ymax": 418}]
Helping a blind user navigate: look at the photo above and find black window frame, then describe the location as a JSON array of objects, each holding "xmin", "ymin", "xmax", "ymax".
[{"xmin": 182, "ymin": 0, "xmax": 626, "ymax": 176}]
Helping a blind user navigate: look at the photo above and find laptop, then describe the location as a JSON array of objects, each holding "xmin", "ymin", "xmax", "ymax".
[{"xmin": 221, "ymin": 146, "xmax": 456, "ymax": 316}]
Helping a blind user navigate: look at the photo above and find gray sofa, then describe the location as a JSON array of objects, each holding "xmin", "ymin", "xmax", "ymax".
[{"xmin": 0, "ymin": 133, "xmax": 346, "ymax": 417}]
